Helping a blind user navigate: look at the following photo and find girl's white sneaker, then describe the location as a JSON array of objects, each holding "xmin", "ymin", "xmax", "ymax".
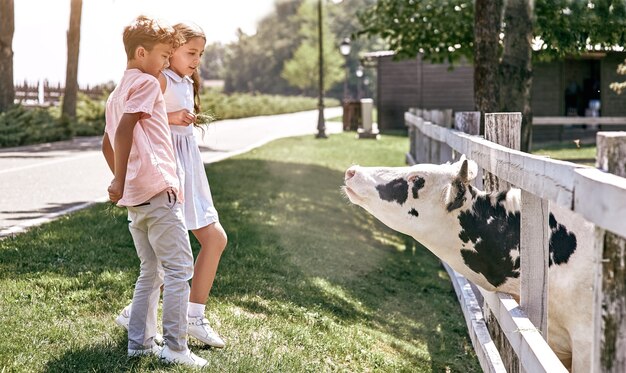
[{"xmin": 188, "ymin": 316, "xmax": 226, "ymax": 348}]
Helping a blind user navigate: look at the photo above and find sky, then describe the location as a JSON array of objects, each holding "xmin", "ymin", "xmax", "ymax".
[{"xmin": 13, "ymin": 0, "xmax": 275, "ymax": 86}]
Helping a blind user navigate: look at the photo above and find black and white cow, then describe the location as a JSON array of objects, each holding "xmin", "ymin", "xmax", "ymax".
[{"xmin": 343, "ymin": 156, "xmax": 594, "ymax": 372}]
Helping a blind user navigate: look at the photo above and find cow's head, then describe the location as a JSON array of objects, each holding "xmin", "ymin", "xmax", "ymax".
[{"xmin": 343, "ymin": 156, "xmax": 478, "ymax": 241}]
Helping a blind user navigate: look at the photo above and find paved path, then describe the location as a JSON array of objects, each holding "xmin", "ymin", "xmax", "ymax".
[{"xmin": 0, "ymin": 107, "xmax": 343, "ymax": 237}]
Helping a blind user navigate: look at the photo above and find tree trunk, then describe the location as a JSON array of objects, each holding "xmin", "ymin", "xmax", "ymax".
[
  {"xmin": 473, "ymin": 0, "xmax": 502, "ymax": 133},
  {"xmin": 499, "ymin": 0, "xmax": 534, "ymax": 152},
  {"xmin": 62, "ymin": 0, "xmax": 82, "ymax": 120},
  {"xmin": 0, "ymin": 0, "xmax": 15, "ymax": 112}
]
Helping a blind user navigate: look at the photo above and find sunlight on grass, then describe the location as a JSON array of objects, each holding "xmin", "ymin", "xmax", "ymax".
[
  {"xmin": 311, "ymin": 277, "xmax": 369, "ymax": 315},
  {"xmin": 0, "ymin": 132, "xmax": 480, "ymax": 372}
]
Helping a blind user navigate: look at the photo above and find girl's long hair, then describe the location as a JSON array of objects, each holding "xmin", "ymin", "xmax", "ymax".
[{"xmin": 173, "ymin": 22, "xmax": 205, "ymax": 124}]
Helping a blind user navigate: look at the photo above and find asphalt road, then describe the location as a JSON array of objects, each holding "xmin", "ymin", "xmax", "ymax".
[{"xmin": 0, "ymin": 107, "xmax": 343, "ymax": 237}]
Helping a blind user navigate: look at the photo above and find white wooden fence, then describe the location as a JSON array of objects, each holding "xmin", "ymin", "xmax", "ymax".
[{"xmin": 405, "ymin": 108, "xmax": 626, "ymax": 372}]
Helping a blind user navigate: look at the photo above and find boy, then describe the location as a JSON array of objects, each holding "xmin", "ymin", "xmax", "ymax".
[{"xmin": 101, "ymin": 15, "xmax": 206, "ymax": 368}]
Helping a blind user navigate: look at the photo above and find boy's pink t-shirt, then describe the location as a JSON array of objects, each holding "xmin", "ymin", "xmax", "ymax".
[{"xmin": 105, "ymin": 69, "xmax": 181, "ymax": 207}]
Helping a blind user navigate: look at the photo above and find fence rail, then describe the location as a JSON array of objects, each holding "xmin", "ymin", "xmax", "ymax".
[
  {"xmin": 406, "ymin": 108, "xmax": 626, "ymax": 372},
  {"xmin": 534, "ymin": 116, "xmax": 626, "ymax": 126},
  {"xmin": 14, "ymin": 81, "xmax": 107, "ymax": 106}
]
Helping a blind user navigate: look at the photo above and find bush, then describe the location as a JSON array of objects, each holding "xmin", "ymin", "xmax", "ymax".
[
  {"xmin": 0, "ymin": 105, "xmax": 72, "ymax": 148},
  {"xmin": 0, "ymin": 90, "xmax": 338, "ymax": 148},
  {"xmin": 200, "ymin": 90, "xmax": 340, "ymax": 120},
  {"xmin": 73, "ymin": 93, "xmax": 106, "ymax": 136}
]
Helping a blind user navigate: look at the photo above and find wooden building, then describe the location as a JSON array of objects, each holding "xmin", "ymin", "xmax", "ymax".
[{"xmin": 364, "ymin": 51, "xmax": 626, "ymax": 142}]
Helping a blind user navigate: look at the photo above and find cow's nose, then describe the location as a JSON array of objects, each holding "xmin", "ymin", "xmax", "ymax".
[{"xmin": 345, "ymin": 167, "xmax": 357, "ymax": 181}]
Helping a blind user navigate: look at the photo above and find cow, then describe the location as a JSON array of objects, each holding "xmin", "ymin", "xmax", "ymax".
[{"xmin": 342, "ymin": 156, "xmax": 595, "ymax": 372}]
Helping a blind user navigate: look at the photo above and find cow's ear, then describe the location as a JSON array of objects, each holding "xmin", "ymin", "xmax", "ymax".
[{"xmin": 457, "ymin": 158, "xmax": 478, "ymax": 184}]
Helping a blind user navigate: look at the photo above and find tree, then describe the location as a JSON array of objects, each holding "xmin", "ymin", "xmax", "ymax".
[
  {"xmin": 499, "ymin": 0, "xmax": 534, "ymax": 150},
  {"xmin": 223, "ymin": 0, "xmax": 304, "ymax": 94},
  {"xmin": 222, "ymin": 0, "xmax": 380, "ymax": 96},
  {"xmin": 200, "ymin": 42, "xmax": 226, "ymax": 80},
  {"xmin": 281, "ymin": 1, "xmax": 344, "ymax": 94},
  {"xmin": 358, "ymin": 0, "xmax": 626, "ymax": 151},
  {"xmin": 474, "ymin": 0, "xmax": 502, "ymax": 117},
  {"xmin": 62, "ymin": 0, "xmax": 82, "ymax": 120},
  {"xmin": 0, "ymin": 0, "xmax": 15, "ymax": 112}
]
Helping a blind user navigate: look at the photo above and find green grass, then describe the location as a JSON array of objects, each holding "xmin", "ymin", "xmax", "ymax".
[
  {"xmin": 532, "ymin": 142, "xmax": 596, "ymax": 165},
  {"xmin": 0, "ymin": 132, "xmax": 480, "ymax": 372}
]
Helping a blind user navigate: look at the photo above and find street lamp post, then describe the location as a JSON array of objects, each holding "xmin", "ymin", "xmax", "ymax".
[
  {"xmin": 315, "ymin": 0, "xmax": 343, "ymax": 139},
  {"xmin": 355, "ymin": 65, "xmax": 363, "ymax": 100},
  {"xmin": 340, "ymin": 38, "xmax": 351, "ymax": 103},
  {"xmin": 315, "ymin": 0, "xmax": 327, "ymax": 139}
]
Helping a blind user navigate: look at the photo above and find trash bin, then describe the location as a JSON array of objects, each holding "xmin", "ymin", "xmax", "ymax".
[
  {"xmin": 342, "ymin": 100, "xmax": 361, "ymax": 131},
  {"xmin": 357, "ymin": 98, "xmax": 380, "ymax": 139}
]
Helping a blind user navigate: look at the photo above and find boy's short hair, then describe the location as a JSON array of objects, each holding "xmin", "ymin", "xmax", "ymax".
[{"xmin": 123, "ymin": 15, "xmax": 185, "ymax": 60}]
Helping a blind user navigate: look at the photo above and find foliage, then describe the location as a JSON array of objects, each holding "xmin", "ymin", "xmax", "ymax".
[
  {"xmin": 73, "ymin": 93, "xmax": 106, "ymax": 136},
  {"xmin": 0, "ymin": 132, "xmax": 480, "ymax": 372},
  {"xmin": 199, "ymin": 42, "xmax": 226, "ymax": 80},
  {"xmin": 358, "ymin": 0, "xmax": 626, "ymax": 65},
  {"xmin": 610, "ymin": 59, "xmax": 626, "ymax": 94},
  {"xmin": 223, "ymin": 1, "xmax": 304, "ymax": 95},
  {"xmin": 221, "ymin": 0, "xmax": 381, "ymax": 97},
  {"xmin": 0, "ymin": 105, "xmax": 71, "ymax": 147},
  {"xmin": 199, "ymin": 89, "xmax": 339, "ymax": 120},
  {"xmin": 357, "ymin": 0, "xmax": 474, "ymax": 64},
  {"xmin": 281, "ymin": 2, "xmax": 345, "ymax": 94},
  {"xmin": 535, "ymin": 0, "xmax": 626, "ymax": 61}
]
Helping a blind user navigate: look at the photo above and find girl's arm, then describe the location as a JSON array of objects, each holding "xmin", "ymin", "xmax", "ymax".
[{"xmin": 168, "ymin": 109, "xmax": 196, "ymax": 126}]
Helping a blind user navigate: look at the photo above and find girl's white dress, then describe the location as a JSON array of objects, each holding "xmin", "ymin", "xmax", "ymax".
[{"xmin": 162, "ymin": 68, "xmax": 219, "ymax": 230}]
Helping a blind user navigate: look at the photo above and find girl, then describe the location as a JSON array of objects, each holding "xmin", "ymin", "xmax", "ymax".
[{"xmin": 116, "ymin": 22, "xmax": 227, "ymax": 349}]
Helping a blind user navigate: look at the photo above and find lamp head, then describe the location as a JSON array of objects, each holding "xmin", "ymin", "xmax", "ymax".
[{"xmin": 340, "ymin": 37, "xmax": 351, "ymax": 56}]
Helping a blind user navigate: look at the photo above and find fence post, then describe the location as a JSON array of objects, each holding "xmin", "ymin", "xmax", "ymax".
[
  {"xmin": 416, "ymin": 109, "xmax": 425, "ymax": 163},
  {"xmin": 454, "ymin": 111, "xmax": 482, "ymax": 188},
  {"xmin": 422, "ymin": 110, "xmax": 432, "ymax": 163},
  {"xmin": 484, "ymin": 112, "xmax": 549, "ymax": 372},
  {"xmin": 430, "ymin": 110, "xmax": 443, "ymax": 164},
  {"xmin": 594, "ymin": 132, "xmax": 626, "ymax": 372},
  {"xmin": 438, "ymin": 109, "xmax": 454, "ymax": 163}
]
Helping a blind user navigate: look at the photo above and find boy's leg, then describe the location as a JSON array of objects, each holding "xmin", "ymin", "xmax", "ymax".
[
  {"xmin": 148, "ymin": 190, "xmax": 194, "ymax": 352},
  {"xmin": 127, "ymin": 209, "xmax": 164, "ymax": 351}
]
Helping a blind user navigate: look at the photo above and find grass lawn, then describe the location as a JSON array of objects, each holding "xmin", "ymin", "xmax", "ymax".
[
  {"xmin": 0, "ymin": 132, "xmax": 480, "ymax": 372},
  {"xmin": 532, "ymin": 142, "xmax": 596, "ymax": 165}
]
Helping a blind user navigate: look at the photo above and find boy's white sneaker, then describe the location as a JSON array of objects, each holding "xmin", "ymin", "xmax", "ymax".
[
  {"xmin": 188, "ymin": 316, "xmax": 226, "ymax": 348},
  {"xmin": 128, "ymin": 344, "xmax": 162, "ymax": 357},
  {"xmin": 115, "ymin": 303, "xmax": 164, "ymax": 345},
  {"xmin": 159, "ymin": 345, "xmax": 207, "ymax": 368}
]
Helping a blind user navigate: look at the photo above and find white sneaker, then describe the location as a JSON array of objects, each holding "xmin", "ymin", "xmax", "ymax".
[
  {"xmin": 115, "ymin": 303, "xmax": 164, "ymax": 345},
  {"xmin": 159, "ymin": 345, "xmax": 207, "ymax": 368},
  {"xmin": 188, "ymin": 316, "xmax": 226, "ymax": 348},
  {"xmin": 128, "ymin": 344, "xmax": 161, "ymax": 357}
]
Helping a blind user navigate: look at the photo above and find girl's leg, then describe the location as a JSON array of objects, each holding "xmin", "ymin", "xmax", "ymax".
[
  {"xmin": 187, "ymin": 222, "xmax": 227, "ymax": 347},
  {"xmin": 189, "ymin": 221, "xmax": 227, "ymax": 305}
]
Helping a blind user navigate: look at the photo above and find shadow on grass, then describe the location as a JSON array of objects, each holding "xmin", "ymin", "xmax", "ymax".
[
  {"xmin": 208, "ymin": 158, "xmax": 479, "ymax": 371},
  {"xmin": 0, "ymin": 156, "xmax": 478, "ymax": 372},
  {"xmin": 43, "ymin": 334, "xmax": 159, "ymax": 373}
]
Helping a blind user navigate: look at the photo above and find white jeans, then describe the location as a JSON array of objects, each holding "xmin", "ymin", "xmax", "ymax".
[{"xmin": 126, "ymin": 189, "xmax": 194, "ymax": 352}]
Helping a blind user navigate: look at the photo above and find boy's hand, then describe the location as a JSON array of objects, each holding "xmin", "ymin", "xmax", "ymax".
[
  {"xmin": 108, "ymin": 178, "xmax": 124, "ymax": 203},
  {"xmin": 169, "ymin": 109, "xmax": 196, "ymax": 126}
]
